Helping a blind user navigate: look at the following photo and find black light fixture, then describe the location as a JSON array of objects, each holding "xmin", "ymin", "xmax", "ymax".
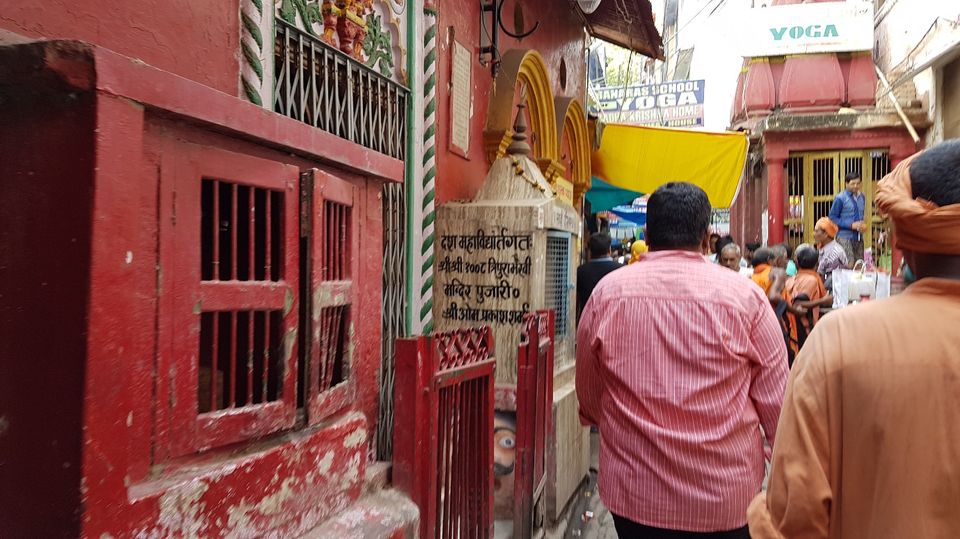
[{"xmin": 479, "ymin": 0, "xmax": 540, "ymax": 75}]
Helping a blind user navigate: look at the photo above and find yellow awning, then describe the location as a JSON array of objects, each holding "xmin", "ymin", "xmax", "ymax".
[{"xmin": 591, "ymin": 124, "xmax": 748, "ymax": 208}]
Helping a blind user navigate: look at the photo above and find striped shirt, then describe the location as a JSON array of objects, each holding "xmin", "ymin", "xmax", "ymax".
[
  {"xmin": 818, "ymin": 240, "xmax": 848, "ymax": 279},
  {"xmin": 576, "ymin": 250, "xmax": 788, "ymax": 532}
]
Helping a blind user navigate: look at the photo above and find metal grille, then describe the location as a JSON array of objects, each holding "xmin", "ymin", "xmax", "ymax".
[
  {"xmin": 199, "ymin": 178, "xmax": 286, "ymax": 413},
  {"xmin": 869, "ymin": 152, "xmax": 893, "ymax": 270},
  {"xmin": 317, "ymin": 305, "xmax": 348, "ymax": 391},
  {"xmin": 201, "ymin": 179, "xmax": 283, "ymax": 281},
  {"xmin": 514, "ymin": 311, "xmax": 555, "ymax": 538},
  {"xmin": 786, "ymin": 151, "xmax": 892, "ymax": 267},
  {"xmin": 545, "ymin": 233, "xmax": 571, "ymax": 338},
  {"xmin": 198, "ymin": 310, "xmax": 283, "ymax": 412},
  {"xmin": 377, "ymin": 183, "xmax": 406, "ymax": 461},
  {"xmin": 786, "ymin": 156, "xmax": 805, "ymax": 251},
  {"xmin": 393, "ymin": 328, "xmax": 495, "ymax": 539},
  {"xmin": 274, "ymin": 19, "xmax": 408, "ymax": 161},
  {"xmin": 323, "ymin": 201, "xmax": 351, "ymax": 280}
]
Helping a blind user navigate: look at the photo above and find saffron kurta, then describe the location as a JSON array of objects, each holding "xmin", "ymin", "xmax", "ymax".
[{"xmin": 748, "ymin": 278, "xmax": 960, "ymax": 538}]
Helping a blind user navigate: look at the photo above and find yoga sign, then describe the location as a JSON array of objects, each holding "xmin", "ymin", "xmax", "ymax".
[{"xmin": 741, "ymin": 0, "xmax": 873, "ymax": 57}]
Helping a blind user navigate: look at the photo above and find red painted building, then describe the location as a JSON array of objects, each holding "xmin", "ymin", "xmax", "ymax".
[
  {"xmin": 729, "ymin": 0, "xmax": 924, "ymax": 270},
  {"xmin": 0, "ymin": 2, "xmax": 412, "ymax": 536},
  {"xmin": 0, "ymin": 0, "xmax": 661, "ymax": 536}
]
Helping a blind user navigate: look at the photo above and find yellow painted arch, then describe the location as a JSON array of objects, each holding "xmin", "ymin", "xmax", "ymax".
[
  {"xmin": 484, "ymin": 49, "xmax": 559, "ymax": 168},
  {"xmin": 556, "ymin": 97, "xmax": 591, "ymax": 208}
]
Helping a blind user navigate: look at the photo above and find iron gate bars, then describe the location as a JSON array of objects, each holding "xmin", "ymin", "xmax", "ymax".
[
  {"xmin": 513, "ymin": 310, "xmax": 555, "ymax": 538},
  {"xmin": 394, "ymin": 328, "xmax": 497, "ymax": 539},
  {"xmin": 274, "ymin": 19, "xmax": 408, "ymax": 161}
]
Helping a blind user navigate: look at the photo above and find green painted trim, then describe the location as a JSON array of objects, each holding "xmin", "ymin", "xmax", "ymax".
[
  {"xmin": 242, "ymin": 78, "xmax": 264, "ymax": 106},
  {"xmin": 241, "ymin": 41, "xmax": 264, "ymax": 82},
  {"xmin": 241, "ymin": 11, "xmax": 264, "ymax": 49}
]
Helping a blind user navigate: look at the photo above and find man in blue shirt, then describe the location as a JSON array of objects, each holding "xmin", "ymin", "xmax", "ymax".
[{"xmin": 829, "ymin": 172, "xmax": 866, "ymax": 264}]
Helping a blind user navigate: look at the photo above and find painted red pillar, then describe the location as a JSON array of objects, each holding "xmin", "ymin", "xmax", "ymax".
[{"xmin": 766, "ymin": 156, "xmax": 787, "ymax": 245}]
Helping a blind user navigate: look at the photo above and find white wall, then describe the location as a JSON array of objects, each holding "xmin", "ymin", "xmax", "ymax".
[
  {"xmin": 656, "ymin": 0, "xmax": 755, "ymax": 131},
  {"xmin": 875, "ymin": 0, "xmax": 960, "ymax": 144}
]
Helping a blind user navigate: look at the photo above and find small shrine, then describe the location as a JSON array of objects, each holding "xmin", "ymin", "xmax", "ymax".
[{"xmin": 434, "ymin": 102, "xmax": 580, "ymax": 382}]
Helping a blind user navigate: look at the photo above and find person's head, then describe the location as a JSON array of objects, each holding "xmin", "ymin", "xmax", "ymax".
[
  {"xmin": 587, "ymin": 232, "xmax": 612, "ymax": 260},
  {"xmin": 845, "ymin": 172, "xmax": 863, "ymax": 196},
  {"xmin": 771, "ymin": 244, "xmax": 789, "ymax": 269},
  {"xmin": 719, "ymin": 242, "xmax": 742, "ymax": 272},
  {"xmin": 752, "ymin": 247, "xmax": 776, "ymax": 268},
  {"xmin": 783, "ymin": 242, "xmax": 794, "ymax": 261},
  {"xmin": 709, "ymin": 233, "xmax": 721, "ymax": 254},
  {"xmin": 714, "ymin": 235, "xmax": 735, "ymax": 256},
  {"xmin": 629, "ymin": 239, "xmax": 649, "ymax": 263},
  {"xmin": 745, "ymin": 242, "xmax": 761, "ymax": 263},
  {"xmin": 795, "ymin": 243, "xmax": 820, "ymax": 270},
  {"xmin": 901, "ymin": 140, "xmax": 960, "ymax": 279},
  {"xmin": 645, "ymin": 182, "xmax": 712, "ymax": 252},
  {"xmin": 813, "ymin": 217, "xmax": 839, "ymax": 247}
]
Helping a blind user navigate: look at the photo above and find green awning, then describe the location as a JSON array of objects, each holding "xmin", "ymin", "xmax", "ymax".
[{"xmin": 585, "ymin": 176, "xmax": 644, "ymax": 213}]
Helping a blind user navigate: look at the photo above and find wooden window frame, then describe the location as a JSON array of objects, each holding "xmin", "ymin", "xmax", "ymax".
[
  {"xmin": 302, "ymin": 169, "xmax": 359, "ymax": 425},
  {"xmin": 157, "ymin": 142, "xmax": 301, "ymax": 459}
]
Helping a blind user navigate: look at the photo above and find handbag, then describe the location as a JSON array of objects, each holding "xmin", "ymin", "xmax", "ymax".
[{"xmin": 831, "ymin": 261, "xmax": 891, "ymax": 308}]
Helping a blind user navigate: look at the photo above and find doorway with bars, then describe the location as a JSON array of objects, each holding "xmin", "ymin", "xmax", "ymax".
[{"xmin": 784, "ymin": 150, "xmax": 895, "ymax": 270}]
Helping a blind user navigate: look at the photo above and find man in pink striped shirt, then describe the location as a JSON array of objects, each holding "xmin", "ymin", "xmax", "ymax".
[{"xmin": 576, "ymin": 182, "xmax": 788, "ymax": 538}]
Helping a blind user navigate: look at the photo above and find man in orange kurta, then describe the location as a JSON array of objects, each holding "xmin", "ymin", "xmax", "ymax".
[{"xmin": 748, "ymin": 141, "xmax": 960, "ymax": 538}]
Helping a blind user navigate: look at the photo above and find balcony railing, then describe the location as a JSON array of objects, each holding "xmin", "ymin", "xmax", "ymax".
[{"xmin": 275, "ymin": 19, "xmax": 408, "ymax": 161}]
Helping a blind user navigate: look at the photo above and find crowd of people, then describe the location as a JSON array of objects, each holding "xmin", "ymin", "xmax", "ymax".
[{"xmin": 574, "ymin": 140, "xmax": 960, "ymax": 539}]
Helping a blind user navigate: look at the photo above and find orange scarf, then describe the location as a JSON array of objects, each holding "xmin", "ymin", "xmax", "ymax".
[{"xmin": 875, "ymin": 153, "xmax": 960, "ymax": 255}]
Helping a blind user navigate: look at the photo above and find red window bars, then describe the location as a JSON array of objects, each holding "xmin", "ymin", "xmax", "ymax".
[
  {"xmin": 158, "ymin": 144, "xmax": 301, "ymax": 458},
  {"xmin": 302, "ymin": 169, "xmax": 358, "ymax": 424},
  {"xmin": 393, "ymin": 328, "xmax": 496, "ymax": 539},
  {"xmin": 514, "ymin": 310, "xmax": 555, "ymax": 538}
]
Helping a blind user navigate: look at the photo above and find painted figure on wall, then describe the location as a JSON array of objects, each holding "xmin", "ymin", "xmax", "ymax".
[{"xmin": 493, "ymin": 411, "xmax": 517, "ymax": 517}]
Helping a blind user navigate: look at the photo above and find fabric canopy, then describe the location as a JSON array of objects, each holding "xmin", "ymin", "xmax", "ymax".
[
  {"xmin": 585, "ymin": 176, "xmax": 645, "ymax": 213},
  {"xmin": 591, "ymin": 124, "xmax": 748, "ymax": 208}
]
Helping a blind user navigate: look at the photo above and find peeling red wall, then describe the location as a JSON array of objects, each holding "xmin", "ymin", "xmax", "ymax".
[
  {"xmin": 0, "ymin": 0, "xmax": 240, "ymax": 95},
  {"xmin": 435, "ymin": 0, "xmax": 587, "ymax": 203},
  {"xmin": 0, "ymin": 40, "xmax": 395, "ymax": 538}
]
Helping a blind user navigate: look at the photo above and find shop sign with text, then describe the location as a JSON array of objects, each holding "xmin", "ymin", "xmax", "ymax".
[{"xmin": 741, "ymin": 0, "xmax": 874, "ymax": 57}]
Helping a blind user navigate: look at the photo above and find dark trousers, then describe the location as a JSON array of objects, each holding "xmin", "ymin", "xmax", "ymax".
[{"xmin": 612, "ymin": 513, "xmax": 750, "ymax": 539}]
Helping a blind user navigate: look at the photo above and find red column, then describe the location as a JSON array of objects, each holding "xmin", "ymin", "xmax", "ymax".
[{"xmin": 766, "ymin": 157, "xmax": 786, "ymax": 245}]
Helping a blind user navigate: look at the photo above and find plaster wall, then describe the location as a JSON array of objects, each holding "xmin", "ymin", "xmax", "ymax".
[
  {"xmin": 434, "ymin": 0, "xmax": 587, "ymax": 203},
  {"xmin": 0, "ymin": 0, "xmax": 241, "ymax": 95}
]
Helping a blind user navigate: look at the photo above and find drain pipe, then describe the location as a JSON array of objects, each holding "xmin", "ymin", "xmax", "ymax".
[{"xmin": 874, "ymin": 63, "xmax": 921, "ymax": 145}]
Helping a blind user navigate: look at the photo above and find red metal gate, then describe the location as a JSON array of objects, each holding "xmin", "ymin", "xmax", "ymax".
[
  {"xmin": 393, "ymin": 328, "xmax": 496, "ymax": 539},
  {"xmin": 513, "ymin": 310, "xmax": 555, "ymax": 538}
]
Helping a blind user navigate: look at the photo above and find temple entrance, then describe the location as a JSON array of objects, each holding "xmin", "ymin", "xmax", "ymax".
[{"xmin": 785, "ymin": 150, "xmax": 893, "ymax": 267}]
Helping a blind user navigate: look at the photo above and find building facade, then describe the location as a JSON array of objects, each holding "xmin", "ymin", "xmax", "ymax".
[
  {"xmin": 0, "ymin": 0, "xmax": 662, "ymax": 537},
  {"xmin": 729, "ymin": 0, "xmax": 929, "ymax": 273}
]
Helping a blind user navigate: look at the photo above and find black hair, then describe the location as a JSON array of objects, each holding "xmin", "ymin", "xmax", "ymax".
[
  {"xmin": 782, "ymin": 242, "xmax": 794, "ymax": 259},
  {"xmin": 795, "ymin": 244, "xmax": 819, "ymax": 269},
  {"xmin": 752, "ymin": 247, "xmax": 776, "ymax": 267},
  {"xmin": 646, "ymin": 182, "xmax": 712, "ymax": 249},
  {"xmin": 714, "ymin": 235, "xmax": 736, "ymax": 260},
  {"xmin": 588, "ymin": 233, "xmax": 612, "ymax": 258},
  {"xmin": 910, "ymin": 139, "xmax": 960, "ymax": 207},
  {"xmin": 710, "ymin": 233, "xmax": 721, "ymax": 240},
  {"xmin": 746, "ymin": 241, "xmax": 761, "ymax": 252},
  {"xmin": 845, "ymin": 171, "xmax": 862, "ymax": 184}
]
